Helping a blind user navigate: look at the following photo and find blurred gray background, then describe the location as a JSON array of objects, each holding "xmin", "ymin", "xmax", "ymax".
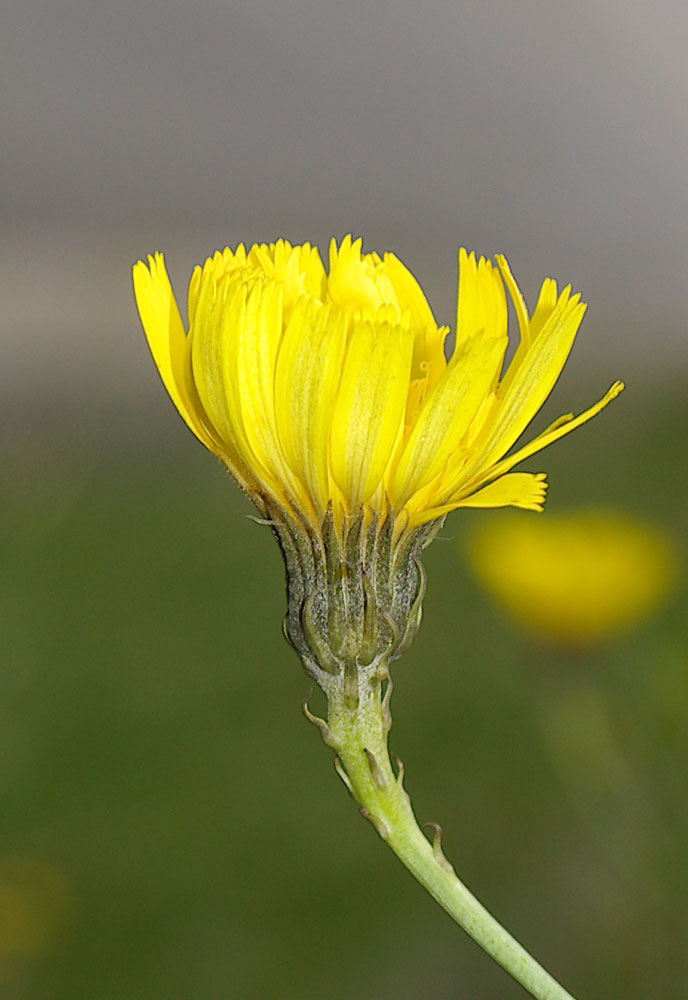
[{"xmin": 2, "ymin": 0, "xmax": 687, "ymax": 409}]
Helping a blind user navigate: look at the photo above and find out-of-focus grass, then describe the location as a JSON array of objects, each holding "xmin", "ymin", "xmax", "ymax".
[{"xmin": 1, "ymin": 384, "xmax": 686, "ymax": 1000}]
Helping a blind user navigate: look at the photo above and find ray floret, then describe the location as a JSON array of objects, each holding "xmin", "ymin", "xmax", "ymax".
[{"xmin": 134, "ymin": 238, "xmax": 623, "ymax": 538}]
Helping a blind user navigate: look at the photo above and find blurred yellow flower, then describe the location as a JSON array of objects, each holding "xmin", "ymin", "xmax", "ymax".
[
  {"xmin": 0, "ymin": 857, "xmax": 73, "ymax": 961},
  {"xmin": 133, "ymin": 236, "xmax": 622, "ymax": 539},
  {"xmin": 465, "ymin": 509, "xmax": 680, "ymax": 646}
]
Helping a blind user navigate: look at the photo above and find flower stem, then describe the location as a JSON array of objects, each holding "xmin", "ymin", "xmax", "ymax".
[{"xmin": 322, "ymin": 673, "xmax": 577, "ymax": 1000}]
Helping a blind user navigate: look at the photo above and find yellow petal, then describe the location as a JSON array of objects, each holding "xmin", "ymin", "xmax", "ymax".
[
  {"xmin": 328, "ymin": 235, "xmax": 385, "ymax": 314},
  {"xmin": 132, "ymin": 253, "xmax": 219, "ymax": 455},
  {"xmin": 474, "ymin": 381, "xmax": 625, "ymax": 486},
  {"xmin": 187, "ymin": 265, "xmax": 202, "ymax": 329},
  {"xmin": 247, "ymin": 240, "xmax": 326, "ymax": 318},
  {"xmin": 234, "ymin": 279, "xmax": 304, "ymax": 501},
  {"xmin": 330, "ymin": 315, "xmax": 413, "ymax": 511},
  {"xmin": 235, "ymin": 279, "xmax": 283, "ymax": 450},
  {"xmin": 217, "ymin": 279, "xmax": 283, "ymax": 493},
  {"xmin": 471, "ymin": 287, "xmax": 586, "ymax": 471},
  {"xmin": 380, "ymin": 251, "xmax": 446, "ymax": 384},
  {"xmin": 454, "ymin": 472, "xmax": 548, "ymax": 511},
  {"xmin": 297, "ymin": 243, "xmax": 328, "ymax": 301},
  {"xmin": 390, "ymin": 330, "xmax": 507, "ymax": 508},
  {"xmin": 410, "ymin": 472, "xmax": 548, "ymax": 525},
  {"xmin": 495, "ymin": 254, "xmax": 530, "ymax": 351},
  {"xmin": 190, "ymin": 269, "xmax": 251, "ymax": 464},
  {"xmin": 274, "ymin": 299, "xmax": 347, "ymax": 518},
  {"xmin": 530, "ymin": 277, "xmax": 559, "ymax": 339},
  {"xmin": 454, "ymin": 249, "xmax": 507, "ymax": 353},
  {"xmin": 379, "ymin": 252, "xmax": 436, "ymax": 333},
  {"xmin": 496, "ymin": 274, "xmax": 561, "ymax": 399}
]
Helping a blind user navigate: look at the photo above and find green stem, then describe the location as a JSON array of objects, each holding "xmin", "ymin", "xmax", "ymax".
[{"xmin": 321, "ymin": 674, "xmax": 577, "ymax": 1000}]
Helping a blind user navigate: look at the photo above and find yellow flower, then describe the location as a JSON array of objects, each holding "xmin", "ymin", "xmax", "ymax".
[
  {"xmin": 133, "ymin": 237, "xmax": 628, "ymax": 997},
  {"xmin": 133, "ymin": 236, "xmax": 622, "ymax": 677},
  {"xmin": 465, "ymin": 509, "xmax": 680, "ymax": 647},
  {"xmin": 0, "ymin": 857, "xmax": 73, "ymax": 960},
  {"xmin": 133, "ymin": 236, "xmax": 622, "ymax": 536}
]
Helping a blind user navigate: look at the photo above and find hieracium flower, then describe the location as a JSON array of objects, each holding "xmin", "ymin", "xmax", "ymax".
[
  {"xmin": 465, "ymin": 508, "xmax": 679, "ymax": 647},
  {"xmin": 133, "ymin": 236, "xmax": 623, "ymax": 1000}
]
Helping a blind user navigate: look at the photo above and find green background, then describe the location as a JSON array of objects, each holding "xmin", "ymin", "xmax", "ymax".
[
  {"xmin": 2, "ymin": 379, "xmax": 686, "ymax": 999},
  {"xmin": 4, "ymin": 0, "xmax": 687, "ymax": 994}
]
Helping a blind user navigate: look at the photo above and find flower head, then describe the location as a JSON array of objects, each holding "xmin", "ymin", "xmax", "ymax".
[
  {"xmin": 133, "ymin": 236, "xmax": 622, "ymax": 677},
  {"xmin": 465, "ymin": 508, "xmax": 680, "ymax": 647},
  {"xmin": 133, "ymin": 236, "xmax": 622, "ymax": 535}
]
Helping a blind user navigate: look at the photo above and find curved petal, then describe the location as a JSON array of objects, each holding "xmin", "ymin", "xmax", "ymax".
[
  {"xmin": 470, "ymin": 287, "xmax": 586, "ymax": 472},
  {"xmin": 327, "ymin": 235, "xmax": 384, "ymax": 313},
  {"xmin": 409, "ymin": 472, "xmax": 548, "ymax": 525},
  {"xmin": 452, "ymin": 472, "xmax": 548, "ymax": 511},
  {"xmin": 495, "ymin": 254, "xmax": 530, "ymax": 350},
  {"xmin": 380, "ymin": 252, "xmax": 436, "ymax": 332},
  {"xmin": 330, "ymin": 314, "xmax": 413, "ymax": 511},
  {"xmin": 454, "ymin": 249, "xmax": 507, "ymax": 353},
  {"xmin": 190, "ymin": 269, "xmax": 253, "ymax": 470},
  {"xmin": 390, "ymin": 330, "xmax": 506, "ymax": 508},
  {"xmin": 471, "ymin": 381, "xmax": 625, "ymax": 488},
  {"xmin": 133, "ymin": 253, "xmax": 219, "ymax": 455},
  {"xmin": 274, "ymin": 299, "xmax": 347, "ymax": 518}
]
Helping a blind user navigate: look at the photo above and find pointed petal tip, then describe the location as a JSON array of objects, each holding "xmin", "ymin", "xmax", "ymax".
[{"xmin": 133, "ymin": 251, "xmax": 166, "ymax": 282}]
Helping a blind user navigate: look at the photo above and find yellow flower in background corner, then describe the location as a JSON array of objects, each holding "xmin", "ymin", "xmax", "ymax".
[
  {"xmin": 133, "ymin": 236, "xmax": 622, "ymax": 536},
  {"xmin": 0, "ymin": 857, "xmax": 74, "ymax": 961},
  {"xmin": 465, "ymin": 509, "xmax": 680, "ymax": 647}
]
